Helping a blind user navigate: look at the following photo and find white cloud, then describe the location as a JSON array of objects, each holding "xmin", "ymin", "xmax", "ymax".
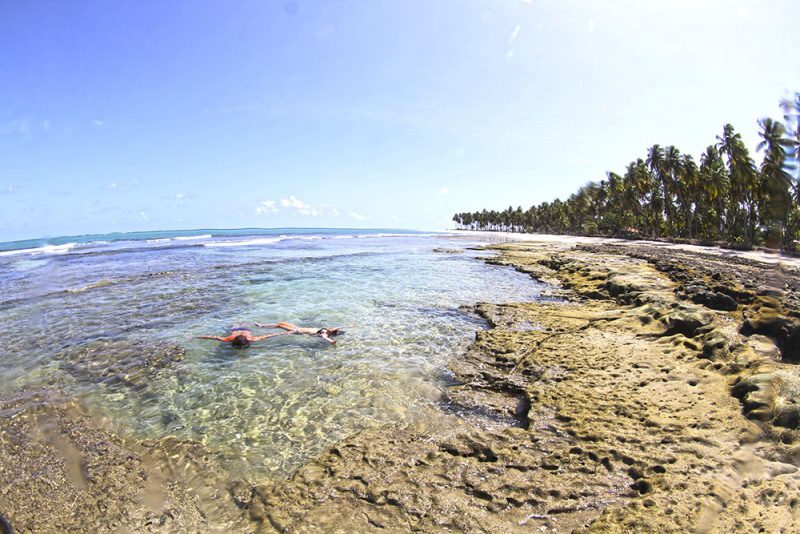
[
  {"xmin": 280, "ymin": 195, "xmax": 311, "ymax": 211},
  {"xmin": 255, "ymin": 200, "xmax": 278, "ymax": 215},
  {"xmin": 506, "ymin": 49, "xmax": 515, "ymax": 61},
  {"xmin": 256, "ymin": 196, "xmax": 339, "ymax": 217},
  {"xmin": 109, "ymin": 181, "xmax": 118, "ymax": 189},
  {"xmin": 349, "ymin": 211, "xmax": 368, "ymax": 221},
  {"xmin": 508, "ymin": 24, "xmax": 521, "ymax": 45},
  {"xmin": 587, "ymin": 19, "xmax": 595, "ymax": 32},
  {"xmin": 140, "ymin": 211, "xmax": 149, "ymax": 222},
  {"xmin": 93, "ymin": 120, "xmax": 105, "ymax": 127},
  {"xmin": 440, "ymin": 187, "xmax": 449, "ymax": 195},
  {"xmin": 284, "ymin": 196, "xmax": 336, "ymax": 216},
  {"xmin": 176, "ymin": 193, "xmax": 184, "ymax": 199}
]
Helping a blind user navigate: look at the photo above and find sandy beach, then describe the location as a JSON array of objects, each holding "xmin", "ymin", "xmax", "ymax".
[
  {"xmin": 455, "ymin": 230, "xmax": 800, "ymax": 267},
  {"xmin": 3, "ymin": 234, "xmax": 800, "ymax": 532}
]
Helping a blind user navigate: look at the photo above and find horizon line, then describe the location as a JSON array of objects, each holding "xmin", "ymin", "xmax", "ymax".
[{"xmin": 0, "ymin": 225, "xmax": 449, "ymax": 248}]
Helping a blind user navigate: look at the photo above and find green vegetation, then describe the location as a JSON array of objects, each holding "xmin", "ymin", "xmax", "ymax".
[{"xmin": 453, "ymin": 94, "xmax": 800, "ymax": 250}]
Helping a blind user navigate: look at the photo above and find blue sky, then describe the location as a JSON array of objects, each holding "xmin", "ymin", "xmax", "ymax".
[{"xmin": 1, "ymin": 0, "xmax": 799, "ymax": 241}]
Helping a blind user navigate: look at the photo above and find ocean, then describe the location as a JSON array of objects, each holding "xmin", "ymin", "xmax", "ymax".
[{"xmin": 0, "ymin": 228, "xmax": 546, "ymax": 481}]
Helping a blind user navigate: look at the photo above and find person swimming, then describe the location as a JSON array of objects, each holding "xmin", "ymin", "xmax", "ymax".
[
  {"xmin": 255, "ymin": 321, "xmax": 346, "ymax": 345},
  {"xmin": 195, "ymin": 327, "xmax": 287, "ymax": 348}
]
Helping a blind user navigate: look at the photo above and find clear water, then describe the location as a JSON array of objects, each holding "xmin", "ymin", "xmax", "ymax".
[{"xmin": 0, "ymin": 229, "xmax": 545, "ymax": 481}]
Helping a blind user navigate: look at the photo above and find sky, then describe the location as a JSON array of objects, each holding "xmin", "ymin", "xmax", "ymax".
[{"xmin": 1, "ymin": 0, "xmax": 799, "ymax": 242}]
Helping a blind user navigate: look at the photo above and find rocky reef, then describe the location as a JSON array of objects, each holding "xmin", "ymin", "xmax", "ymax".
[
  {"xmin": 0, "ymin": 383, "xmax": 260, "ymax": 533},
  {"xmin": 249, "ymin": 242, "xmax": 800, "ymax": 532},
  {"xmin": 3, "ymin": 241, "xmax": 800, "ymax": 532}
]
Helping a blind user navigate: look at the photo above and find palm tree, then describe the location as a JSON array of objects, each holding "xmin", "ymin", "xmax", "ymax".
[
  {"xmin": 699, "ymin": 145, "xmax": 729, "ymax": 239},
  {"xmin": 780, "ymin": 93, "xmax": 800, "ymax": 206},
  {"xmin": 604, "ymin": 172, "xmax": 628, "ymax": 235},
  {"xmin": 781, "ymin": 92, "xmax": 800, "ymax": 154},
  {"xmin": 452, "ymin": 94, "xmax": 800, "ymax": 249},
  {"xmin": 676, "ymin": 153, "xmax": 698, "ymax": 238},
  {"xmin": 662, "ymin": 145, "xmax": 682, "ymax": 235},
  {"xmin": 620, "ymin": 166, "xmax": 643, "ymax": 234},
  {"xmin": 757, "ymin": 117, "xmax": 794, "ymax": 247},
  {"xmin": 717, "ymin": 124, "xmax": 759, "ymax": 243},
  {"xmin": 647, "ymin": 145, "xmax": 673, "ymax": 235}
]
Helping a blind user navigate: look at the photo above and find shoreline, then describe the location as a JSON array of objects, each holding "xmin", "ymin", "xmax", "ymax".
[
  {"xmin": 2, "ymin": 238, "xmax": 799, "ymax": 531},
  {"xmin": 251, "ymin": 239, "xmax": 800, "ymax": 531},
  {"xmin": 454, "ymin": 230, "xmax": 800, "ymax": 267}
]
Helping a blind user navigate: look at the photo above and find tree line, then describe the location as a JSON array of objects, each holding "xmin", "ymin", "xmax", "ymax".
[{"xmin": 453, "ymin": 93, "xmax": 800, "ymax": 250}]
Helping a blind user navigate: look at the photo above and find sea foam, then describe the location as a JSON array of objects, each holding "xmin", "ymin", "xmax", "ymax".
[{"xmin": 0, "ymin": 242, "xmax": 78, "ymax": 257}]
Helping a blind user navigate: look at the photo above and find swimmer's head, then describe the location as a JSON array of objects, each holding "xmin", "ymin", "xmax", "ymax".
[{"xmin": 231, "ymin": 334, "xmax": 251, "ymax": 349}]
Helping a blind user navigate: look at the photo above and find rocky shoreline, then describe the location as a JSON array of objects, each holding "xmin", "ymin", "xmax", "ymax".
[{"xmin": 3, "ymin": 241, "xmax": 800, "ymax": 532}]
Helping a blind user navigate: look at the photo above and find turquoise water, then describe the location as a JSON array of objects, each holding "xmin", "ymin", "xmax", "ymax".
[{"xmin": 0, "ymin": 229, "xmax": 545, "ymax": 480}]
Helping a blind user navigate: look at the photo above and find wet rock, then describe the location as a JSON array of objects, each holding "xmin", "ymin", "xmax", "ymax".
[
  {"xmin": 659, "ymin": 307, "xmax": 711, "ymax": 338},
  {"xmin": 732, "ymin": 374, "xmax": 776, "ymax": 422},
  {"xmin": 774, "ymin": 403, "xmax": 800, "ymax": 429},
  {"xmin": 59, "ymin": 338, "xmax": 185, "ymax": 388},
  {"xmin": 631, "ymin": 478, "xmax": 652, "ymax": 495},
  {"xmin": 701, "ymin": 330, "xmax": 731, "ymax": 361},
  {"xmin": 433, "ymin": 247, "xmax": 464, "ymax": 254},
  {"xmin": 248, "ymin": 496, "xmax": 267, "ymax": 522},
  {"xmin": 0, "ymin": 389, "xmax": 246, "ymax": 533},
  {"xmin": 229, "ymin": 480, "xmax": 253, "ymax": 508},
  {"xmin": 253, "ymin": 417, "xmax": 628, "ymax": 532},
  {"xmin": 733, "ymin": 369, "xmax": 800, "ymax": 431},
  {"xmin": 742, "ymin": 296, "xmax": 800, "ymax": 362},
  {"xmin": 691, "ymin": 290, "xmax": 738, "ymax": 311},
  {"xmin": 446, "ymin": 385, "xmax": 530, "ymax": 428}
]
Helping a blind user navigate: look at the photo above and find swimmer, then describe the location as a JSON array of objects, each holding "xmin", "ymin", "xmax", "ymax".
[
  {"xmin": 195, "ymin": 327, "xmax": 287, "ymax": 349},
  {"xmin": 255, "ymin": 321, "xmax": 347, "ymax": 345}
]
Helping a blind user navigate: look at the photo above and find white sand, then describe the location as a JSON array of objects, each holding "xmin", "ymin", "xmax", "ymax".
[{"xmin": 453, "ymin": 230, "xmax": 800, "ymax": 268}]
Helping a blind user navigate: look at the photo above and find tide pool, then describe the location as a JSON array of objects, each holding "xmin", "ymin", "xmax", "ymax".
[{"xmin": 0, "ymin": 229, "xmax": 546, "ymax": 480}]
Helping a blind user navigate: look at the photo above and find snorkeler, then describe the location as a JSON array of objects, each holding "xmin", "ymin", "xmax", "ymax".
[
  {"xmin": 195, "ymin": 327, "xmax": 287, "ymax": 348},
  {"xmin": 255, "ymin": 322, "xmax": 346, "ymax": 345}
]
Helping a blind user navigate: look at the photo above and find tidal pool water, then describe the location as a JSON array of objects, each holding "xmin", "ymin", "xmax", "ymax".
[{"xmin": 0, "ymin": 229, "xmax": 546, "ymax": 480}]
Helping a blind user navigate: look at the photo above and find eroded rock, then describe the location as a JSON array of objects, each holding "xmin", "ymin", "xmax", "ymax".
[
  {"xmin": 59, "ymin": 338, "xmax": 185, "ymax": 388},
  {"xmin": 0, "ymin": 389, "xmax": 247, "ymax": 533},
  {"xmin": 251, "ymin": 243, "xmax": 800, "ymax": 532}
]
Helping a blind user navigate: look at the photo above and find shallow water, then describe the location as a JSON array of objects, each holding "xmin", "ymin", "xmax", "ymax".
[{"xmin": 0, "ymin": 229, "xmax": 546, "ymax": 480}]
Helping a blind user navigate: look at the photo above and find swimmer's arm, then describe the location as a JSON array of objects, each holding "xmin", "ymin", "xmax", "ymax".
[
  {"xmin": 197, "ymin": 333, "xmax": 240, "ymax": 342},
  {"xmin": 255, "ymin": 322, "xmax": 278, "ymax": 328},
  {"xmin": 318, "ymin": 332, "xmax": 337, "ymax": 344},
  {"xmin": 252, "ymin": 332, "xmax": 289, "ymax": 342},
  {"xmin": 196, "ymin": 335, "xmax": 226, "ymax": 342}
]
